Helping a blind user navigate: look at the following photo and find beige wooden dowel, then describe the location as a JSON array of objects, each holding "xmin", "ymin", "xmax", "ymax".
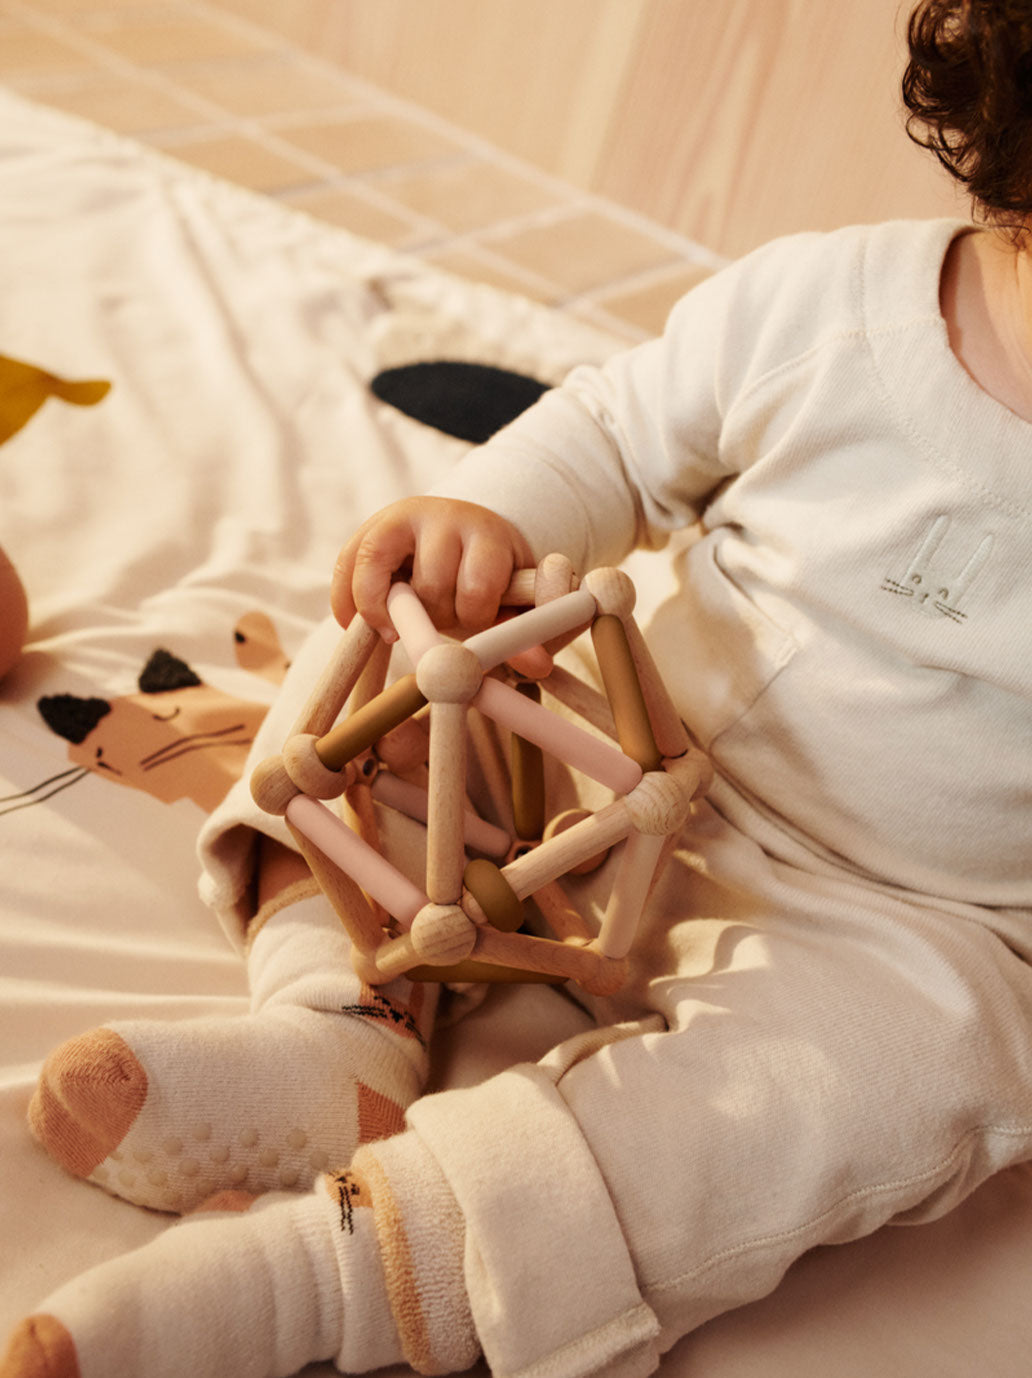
[
  {"xmin": 250, "ymin": 753, "xmax": 300, "ymax": 816},
  {"xmin": 350, "ymin": 633, "xmax": 392, "ymax": 714},
  {"xmin": 285, "ymin": 818, "xmax": 384, "ymax": 953},
  {"xmin": 425, "ymin": 701, "xmax": 468, "ymax": 904},
  {"xmin": 344, "ymin": 779, "xmax": 388, "ymax": 927},
  {"xmin": 370, "ymin": 772, "xmax": 510, "ymax": 857},
  {"xmin": 289, "ymin": 615, "xmax": 380, "ymax": 739},
  {"xmin": 471, "ymin": 926, "xmax": 624, "ymax": 994},
  {"xmin": 466, "ymin": 706, "xmax": 514, "ymax": 834},
  {"xmin": 370, "ymin": 932, "xmax": 420, "ymax": 982},
  {"xmin": 595, "ymin": 829, "xmax": 666, "ymax": 959},
  {"xmin": 501, "ymin": 568, "xmax": 538, "ymax": 606},
  {"xmin": 501, "ymin": 798, "xmax": 633, "ymax": 898},
  {"xmin": 532, "ymin": 878, "xmax": 593, "ymax": 941},
  {"xmin": 539, "ymin": 664, "xmax": 618, "ymax": 739},
  {"xmin": 464, "ymin": 587, "xmax": 596, "ymax": 673},
  {"xmin": 534, "ymin": 552, "xmax": 578, "ymax": 606}
]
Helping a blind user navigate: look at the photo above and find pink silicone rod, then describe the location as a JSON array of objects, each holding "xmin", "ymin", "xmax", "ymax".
[
  {"xmin": 386, "ymin": 583, "xmax": 443, "ymax": 665},
  {"xmin": 285, "ymin": 794, "xmax": 426, "ymax": 929},
  {"xmin": 464, "ymin": 588, "xmax": 596, "ymax": 672},
  {"xmin": 371, "ymin": 772, "xmax": 510, "ymax": 857},
  {"xmin": 475, "ymin": 676, "xmax": 642, "ymax": 795}
]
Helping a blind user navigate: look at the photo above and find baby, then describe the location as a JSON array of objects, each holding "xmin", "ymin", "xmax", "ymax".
[{"xmin": 5, "ymin": 2, "xmax": 1032, "ymax": 1375}]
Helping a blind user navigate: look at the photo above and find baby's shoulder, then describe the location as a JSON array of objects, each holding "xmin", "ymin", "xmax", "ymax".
[{"xmin": 676, "ymin": 219, "xmax": 959, "ymax": 396}]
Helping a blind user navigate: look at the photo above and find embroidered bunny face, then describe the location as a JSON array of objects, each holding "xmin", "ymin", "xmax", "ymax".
[{"xmin": 882, "ymin": 516, "xmax": 994, "ymax": 624}]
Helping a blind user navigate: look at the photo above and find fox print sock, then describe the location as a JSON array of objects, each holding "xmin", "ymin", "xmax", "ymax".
[
  {"xmin": 29, "ymin": 890, "xmax": 437, "ymax": 1212},
  {"xmin": 0, "ymin": 1135, "xmax": 477, "ymax": 1378}
]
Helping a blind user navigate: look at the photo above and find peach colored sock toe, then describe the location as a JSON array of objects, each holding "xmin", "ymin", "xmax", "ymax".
[
  {"xmin": 0, "ymin": 1316, "xmax": 80, "ymax": 1378},
  {"xmin": 28, "ymin": 1028, "xmax": 147, "ymax": 1178}
]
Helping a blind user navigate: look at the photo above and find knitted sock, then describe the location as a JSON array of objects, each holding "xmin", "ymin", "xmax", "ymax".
[
  {"xmin": 29, "ymin": 890, "xmax": 437, "ymax": 1213},
  {"xmin": 0, "ymin": 1137, "xmax": 477, "ymax": 1378}
]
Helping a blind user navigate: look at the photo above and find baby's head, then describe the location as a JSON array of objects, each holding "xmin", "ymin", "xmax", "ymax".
[
  {"xmin": 904, "ymin": 0, "xmax": 1032, "ymax": 234},
  {"xmin": 0, "ymin": 545, "xmax": 28, "ymax": 681}
]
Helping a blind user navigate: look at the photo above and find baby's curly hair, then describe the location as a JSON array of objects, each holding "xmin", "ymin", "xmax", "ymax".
[{"xmin": 903, "ymin": 0, "xmax": 1032, "ymax": 227}]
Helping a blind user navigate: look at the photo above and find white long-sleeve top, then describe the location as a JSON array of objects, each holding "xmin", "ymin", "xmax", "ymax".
[{"xmin": 434, "ymin": 219, "xmax": 1032, "ymax": 910}]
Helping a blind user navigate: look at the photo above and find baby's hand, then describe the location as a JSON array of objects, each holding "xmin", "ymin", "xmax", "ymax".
[{"xmin": 331, "ymin": 496, "xmax": 535, "ymax": 642}]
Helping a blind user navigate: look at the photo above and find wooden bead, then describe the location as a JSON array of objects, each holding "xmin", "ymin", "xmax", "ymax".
[
  {"xmin": 667, "ymin": 747, "xmax": 715, "ymax": 802},
  {"xmin": 624, "ymin": 767, "xmax": 694, "ymax": 835},
  {"xmin": 376, "ymin": 713, "xmax": 430, "ymax": 776},
  {"xmin": 415, "ymin": 642, "xmax": 482, "ymax": 704},
  {"xmin": 283, "ymin": 733, "xmax": 349, "ymax": 799},
  {"xmin": 250, "ymin": 755, "xmax": 300, "ymax": 816},
  {"xmin": 410, "ymin": 903, "xmax": 477, "ymax": 964},
  {"xmin": 582, "ymin": 567, "xmax": 636, "ymax": 619}
]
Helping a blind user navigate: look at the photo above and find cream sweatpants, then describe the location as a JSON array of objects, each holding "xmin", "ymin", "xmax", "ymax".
[
  {"xmin": 199, "ymin": 619, "xmax": 1032, "ymax": 1376},
  {"xmin": 374, "ymin": 786, "xmax": 1032, "ymax": 1375}
]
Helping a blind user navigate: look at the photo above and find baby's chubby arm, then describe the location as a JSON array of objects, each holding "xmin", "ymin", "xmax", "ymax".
[{"xmin": 331, "ymin": 495, "xmax": 536, "ymax": 642}]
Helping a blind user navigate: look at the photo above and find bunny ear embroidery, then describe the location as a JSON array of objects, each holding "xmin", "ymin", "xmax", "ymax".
[{"xmin": 881, "ymin": 516, "xmax": 994, "ymax": 624}]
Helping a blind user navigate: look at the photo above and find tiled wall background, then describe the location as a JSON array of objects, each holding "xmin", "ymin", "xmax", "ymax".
[
  {"xmin": 0, "ymin": 0, "xmax": 728, "ymax": 343},
  {"xmin": 202, "ymin": 0, "xmax": 965, "ymax": 261}
]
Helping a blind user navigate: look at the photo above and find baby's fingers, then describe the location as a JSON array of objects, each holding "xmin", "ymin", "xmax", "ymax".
[
  {"xmin": 454, "ymin": 530, "xmax": 524, "ymax": 632},
  {"xmin": 332, "ymin": 513, "xmax": 418, "ymax": 635},
  {"xmin": 410, "ymin": 523, "xmax": 463, "ymax": 632}
]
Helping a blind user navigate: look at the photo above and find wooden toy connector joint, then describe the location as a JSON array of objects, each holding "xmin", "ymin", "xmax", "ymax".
[{"xmin": 250, "ymin": 555, "xmax": 713, "ymax": 997}]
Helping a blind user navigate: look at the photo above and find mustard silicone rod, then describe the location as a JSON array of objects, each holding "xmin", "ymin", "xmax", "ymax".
[
  {"xmin": 590, "ymin": 614, "xmax": 662, "ymax": 772},
  {"xmin": 510, "ymin": 682, "xmax": 545, "ymax": 841},
  {"xmin": 314, "ymin": 674, "xmax": 426, "ymax": 771}
]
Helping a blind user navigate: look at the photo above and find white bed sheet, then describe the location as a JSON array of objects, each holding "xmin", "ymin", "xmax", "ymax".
[{"xmin": 1, "ymin": 87, "xmax": 1030, "ymax": 1377}]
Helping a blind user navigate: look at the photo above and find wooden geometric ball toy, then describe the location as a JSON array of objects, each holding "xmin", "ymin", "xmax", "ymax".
[{"xmin": 251, "ymin": 554, "xmax": 712, "ymax": 997}]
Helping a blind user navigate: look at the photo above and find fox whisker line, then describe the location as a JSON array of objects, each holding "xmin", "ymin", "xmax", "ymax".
[
  {"xmin": 139, "ymin": 723, "xmax": 249, "ymax": 767},
  {"xmin": 0, "ymin": 766, "xmax": 90, "ymax": 816},
  {"xmin": 141, "ymin": 729, "xmax": 253, "ymax": 771}
]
